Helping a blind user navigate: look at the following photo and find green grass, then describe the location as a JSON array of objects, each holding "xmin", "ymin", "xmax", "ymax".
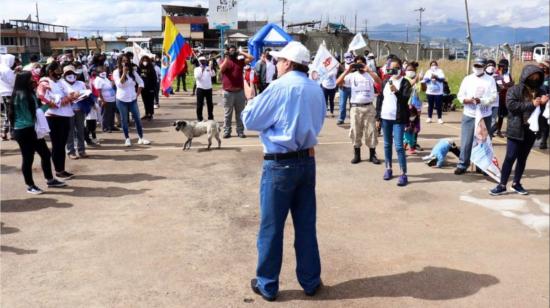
[{"xmin": 170, "ymin": 61, "xmax": 222, "ymax": 92}]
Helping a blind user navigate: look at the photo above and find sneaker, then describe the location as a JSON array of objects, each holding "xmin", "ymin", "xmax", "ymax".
[
  {"xmin": 238, "ymin": 133, "xmax": 246, "ymax": 138},
  {"xmin": 426, "ymin": 118, "xmax": 432, "ymax": 123},
  {"xmin": 511, "ymin": 183, "xmax": 529, "ymax": 195},
  {"xmin": 397, "ymin": 174, "xmax": 408, "ymax": 186},
  {"xmin": 68, "ymin": 153, "xmax": 79, "ymax": 160},
  {"xmin": 154, "ymin": 104, "xmax": 159, "ymax": 109},
  {"xmin": 490, "ymin": 184, "xmax": 507, "ymax": 196},
  {"xmin": 454, "ymin": 167, "xmax": 466, "ymax": 175},
  {"xmin": 427, "ymin": 157, "xmax": 438, "ymax": 167},
  {"xmin": 47, "ymin": 179, "xmax": 67, "ymax": 188},
  {"xmin": 124, "ymin": 138, "xmax": 132, "ymax": 147},
  {"xmin": 27, "ymin": 185, "xmax": 43, "ymax": 195},
  {"xmin": 79, "ymin": 152, "xmax": 89, "ymax": 159},
  {"xmin": 407, "ymin": 148, "xmax": 417, "ymax": 155},
  {"xmin": 56, "ymin": 171, "xmax": 75, "ymax": 180},
  {"xmin": 438, "ymin": 119, "xmax": 444, "ymax": 124},
  {"xmin": 383, "ymin": 169, "xmax": 393, "ymax": 181},
  {"xmin": 336, "ymin": 120, "xmax": 344, "ymax": 125},
  {"xmin": 138, "ymin": 138, "xmax": 151, "ymax": 145},
  {"xmin": 92, "ymin": 138, "xmax": 100, "ymax": 145},
  {"xmin": 223, "ymin": 133, "xmax": 231, "ymax": 139}
]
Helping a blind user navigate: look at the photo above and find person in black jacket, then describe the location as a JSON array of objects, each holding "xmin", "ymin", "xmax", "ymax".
[
  {"xmin": 376, "ymin": 57, "xmax": 412, "ymax": 186},
  {"xmin": 138, "ymin": 55, "xmax": 158, "ymax": 120},
  {"xmin": 490, "ymin": 65, "xmax": 548, "ymax": 196}
]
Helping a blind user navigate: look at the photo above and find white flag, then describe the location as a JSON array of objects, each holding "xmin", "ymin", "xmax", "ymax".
[
  {"xmin": 470, "ymin": 110, "xmax": 501, "ymax": 182},
  {"xmin": 310, "ymin": 44, "xmax": 339, "ymax": 78},
  {"xmin": 348, "ymin": 33, "xmax": 367, "ymax": 51}
]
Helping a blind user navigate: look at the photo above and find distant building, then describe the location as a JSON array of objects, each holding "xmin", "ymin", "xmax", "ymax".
[
  {"xmin": 161, "ymin": 4, "xmax": 218, "ymax": 48},
  {"xmin": 0, "ymin": 19, "xmax": 68, "ymax": 62},
  {"xmin": 50, "ymin": 38, "xmax": 103, "ymax": 55}
]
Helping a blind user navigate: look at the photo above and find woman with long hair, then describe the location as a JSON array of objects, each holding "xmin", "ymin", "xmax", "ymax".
[
  {"xmin": 113, "ymin": 53, "xmax": 150, "ymax": 146},
  {"xmin": 138, "ymin": 55, "xmax": 158, "ymax": 120},
  {"xmin": 10, "ymin": 71, "xmax": 66, "ymax": 194},
  {"xmin": 37, "ymin": 61, "xmax": 78, "ymax": 180}
]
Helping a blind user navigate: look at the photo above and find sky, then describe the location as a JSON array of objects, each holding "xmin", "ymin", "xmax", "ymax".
[{"xmin": 0, "ymin": 0, "xmax": 548, "ymax": 38}]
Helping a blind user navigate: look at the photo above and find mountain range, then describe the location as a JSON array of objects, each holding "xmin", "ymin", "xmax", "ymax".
[{"xmin": 367, "ymin": 19, "xmax": 548, "ymax": 46}]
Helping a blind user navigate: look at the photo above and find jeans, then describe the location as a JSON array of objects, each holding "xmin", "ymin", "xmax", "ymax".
[
  {"xmin": 457, "ymin": 115, "xmax": 492, "ymax": 169},
  {"xmin": 196, "ymin": 88, "xmax": 214, "ymax": 121},
  {"xmin": 222, "ymin": 90, "xmax": 245, "ymax": 135},
  {"xmin": 427, "ymin": 94, "xmax": 443, "ymax": 119},
  {"xmin": 382, "ymin": 120, "xmax": 407, "ymax": 173},
  {"xmin": 14, "ymin": 127, "xmax": 54, "ymax": 186},
  {"xmin": 338, "ymin": 87, "xmax": 351, "ymax": 122},
  {"xmin": 116, "ymin": 99, "xmax": 144, "ymax": 139},
  {"xmin": 322, "ymin": 87, "xmax": 337, "ymax": 113},
  {"xmin": 256, "ymin": 157, "xmax": 321, "ymax": 298},
  {"xmin": 102, "ymin": 101, "xmax": 116, "ymax": 131},
  {"xmin": 46, "ymin": 116, "xmax": 71, "ymax": 172},
  {"xmin": 490, "ymin": 106, "xmax": 499, "ymax": 136},
  {"xmin": 67, "ymin": 110, "xmax": 86, "ymax": 155},
  {"xmin": 500, "ymin": 128, "xmax": 536, "ymax": 185}
]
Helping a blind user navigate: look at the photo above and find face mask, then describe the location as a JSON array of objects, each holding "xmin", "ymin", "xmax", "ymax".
[
  {"xmin": 525, "ymin": 78, "xmax": 543, "ymax": 89},
  {"xmin": 473, "ymin": 67, "xmax": 484, "ymax": 76},
  {"xmin": 65, "ymin": 74, "xmax": 76, "ymax": 82},
  {"xmin": 75, "ymin": 69, "xmax": 83, "ymax": 75},
  {"xmin": 32, "ymin": 68, "xmax": 41, "ymax": 75},
  {"xmin": 143, "ymin": 61, "xmax": 149, "ymax": 67},
  {"xmin": 99, "ymin": 72, "xmax": 107, "ymax": 78},
  {"xmin": 486, "ymin": 66, "xmax": 495, "ymax": 75},
  {"xmin": 431, "ymin": 65, "xmax": 438, "ymax": 70},
  {"xmin": 392, "ymin": 69, "xmax": 401, "ymax": 76},
  {"xmin": 405, "ymin": 71, "xmax": 416, "ymax": 78}
]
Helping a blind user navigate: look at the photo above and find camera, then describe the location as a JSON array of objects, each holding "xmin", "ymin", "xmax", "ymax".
[{"xmin": 351, "ymin": 63, "xmax": 365, "ymax": 71}]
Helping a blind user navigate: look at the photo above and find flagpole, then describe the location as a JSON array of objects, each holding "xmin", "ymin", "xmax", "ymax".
[{"xmin": 35, "ymin": 2, "xmax": 43, "ymax": 58}]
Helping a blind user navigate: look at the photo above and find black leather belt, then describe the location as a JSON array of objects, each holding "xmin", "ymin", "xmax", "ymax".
[
  {"xmin": 264, "ymin": 149, "xmax": 312, "ymax": 161},
  {"xmin": 350, "ymin": 102, "xmax": 372, "ymax": 107}
]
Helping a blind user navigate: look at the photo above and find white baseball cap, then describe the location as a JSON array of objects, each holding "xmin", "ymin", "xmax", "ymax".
[
  {"xmin": 270, "ymin": 41, "xmax": 310, "ymax": 65},
  {"xmin": 198, "ymin": 56, "xmax": 206, "ymax": 61}
]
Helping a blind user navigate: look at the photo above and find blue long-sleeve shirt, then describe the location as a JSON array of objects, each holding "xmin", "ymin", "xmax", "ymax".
[{"xmin": 241, "ymin": 70, "xmax": 326, "ymax": 154}]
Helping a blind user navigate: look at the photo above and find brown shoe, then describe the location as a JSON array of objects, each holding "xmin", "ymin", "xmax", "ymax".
[{"xmin": 68, "ymin": 153, "xmax": 79, "ymax": 160}]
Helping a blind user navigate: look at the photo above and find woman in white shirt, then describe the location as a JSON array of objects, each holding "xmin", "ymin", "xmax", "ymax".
[
  {"xmin": 62, "ymin": 65, "xmax": 89, "ymax": 159},
  {"xmin": 421, "ymin": 60, "xmax": 446, "ymax": 123},
  {"xmin": 376, "ymin": 58, "xmax": 413, "ymax": 186},
  {"xmin": 321, "ymin": 69, "xmax": 337, "ymax": 117},
  {"xmin": 36, "ymin": 61, "xmax": 78, "ymax": 180},
  {"xmin": 93, "ymin": 65, "xmax": 117, "ymax": 132},
  {"xmin": 113, "ymin": 54, "xmax": 150, "ymax": 147},
  {"xmin": 194, "ymin": 56, "xmax": 214, "ymax": 121}
]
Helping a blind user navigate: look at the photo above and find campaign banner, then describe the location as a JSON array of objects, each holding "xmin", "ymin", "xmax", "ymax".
[
  {"xmin": 348, "ymin": 33, "xmax": 367, "ymax": 51},
  {"xmin": 208, "ymin": 0, "xmax": 238, "ymax": 30},
  {"xmin": 310, "ymin": 43, "xmax": 340, "ymax": 79},
  {"xmin": 470, "ymin": 111, "xmax": 501, "ymax": 182}
]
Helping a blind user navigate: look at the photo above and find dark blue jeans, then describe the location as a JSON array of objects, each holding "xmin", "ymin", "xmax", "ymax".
[
  {"xmin": 256, "ymin": 156, "xmax": 321, "ymax": 298},
  {"xmin": 500, "ymin": 128, "xmax": 536, "ymax": 186},
  {"xmin": 427, "ymin": 94, "xmax": 443, "ymax": 119},
  {"xmin": 338, "ymin": 87, "xmax": 351, "ymax": 122},
  {"xmin": 116, "ymin": 99, "xmax": 143, "ymax": 139},
  {"xmin": 382, "ymin": 119, "xmax": 407, "ymax": 173}
]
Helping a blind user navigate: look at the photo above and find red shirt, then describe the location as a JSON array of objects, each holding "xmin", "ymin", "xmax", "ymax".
[{"xmin": 221, "ymin": 58, "xmax": 245, "ymax": 92}]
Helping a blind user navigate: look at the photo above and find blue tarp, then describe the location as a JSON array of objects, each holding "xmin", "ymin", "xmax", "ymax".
[{"xmin": 248, "ymin": 23, "xmax": 293, "ymax": 66}]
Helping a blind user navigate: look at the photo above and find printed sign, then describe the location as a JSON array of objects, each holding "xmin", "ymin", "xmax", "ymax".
[{"xmin": 208, "ymin": 0, "xmax": 238, "ymax": 30}]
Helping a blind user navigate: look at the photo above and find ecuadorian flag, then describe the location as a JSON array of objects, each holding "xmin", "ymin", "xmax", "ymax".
[{"xmin": 161, "ymin": 16, "xmax": 192, "ymax": 96}]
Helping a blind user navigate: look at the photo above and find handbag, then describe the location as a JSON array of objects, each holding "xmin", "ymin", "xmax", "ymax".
[{"xmin": 34, "ymin": 108, "xmax": 50, "ymax": 139}]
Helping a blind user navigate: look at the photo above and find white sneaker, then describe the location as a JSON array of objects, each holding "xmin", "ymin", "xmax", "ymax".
[
  {"xmin": 154, "ymin": 104, "xmax": 159, "ymax": 109},
  {"xmin": 426, "ymin": 118, "xmax": 432, "ymax": 123},
  {"xmin": 438, "ymin": 119, "xmax": 444, "ymax": 124},
  {"xmin": 124, "ymin": 138, "xmax": 132, "ymax": 147},
  {"xmin": 138, "ymin": 138, "xmax": 151, "ymax": 145},
  {"xmin": 92, "ymin": 138, "xmax": 101, "ymax": 145}
]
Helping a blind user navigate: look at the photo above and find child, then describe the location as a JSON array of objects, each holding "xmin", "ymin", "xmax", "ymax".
[
  {"xmin": 404, "ymin": 105, "xmax": 420, "ymax": 154},
  {"xmin": 422, "ymin": 138, "xmax": 460, "ymax": 168},
  {"xmin": 85, "ymin": 98, "xmax": 101, "ymax": 146}
]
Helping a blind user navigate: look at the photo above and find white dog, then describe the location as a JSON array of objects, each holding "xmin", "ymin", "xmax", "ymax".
[{"xmin": 173, "ymin": 120, "xmax": 221, "ymax": 150}]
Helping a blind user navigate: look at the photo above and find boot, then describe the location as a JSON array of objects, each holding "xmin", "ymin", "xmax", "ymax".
[
  {"xmin": 351, "ymin": 147, "xmax": 361, "ymax": 164},
  {"xmin": 369, "ymin": 148, "xmax": 381, "ymax": 164}
]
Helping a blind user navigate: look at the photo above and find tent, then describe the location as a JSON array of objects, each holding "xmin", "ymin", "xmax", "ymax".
[{"xmin": 248, "ymin": 23, "xmax": 293, "ymax": 66}]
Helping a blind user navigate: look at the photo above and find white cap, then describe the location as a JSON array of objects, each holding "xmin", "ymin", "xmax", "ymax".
[
  {"xmin": 270, "ymin": 41, "xmax": 310, "ymax": 65},
  {"xmin": 198, "ymin": 56, "xmax": 206, "ymax": 61}
]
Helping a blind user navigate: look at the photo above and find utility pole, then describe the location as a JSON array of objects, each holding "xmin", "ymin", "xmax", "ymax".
[
  {"xmin": 35, "ymin": 2, "xmax": 42, "ymax": 58},
  {"xmin": 414, "ymin": 7, "xmax": 425, "ymax": 61},
  {"xmin": 406, "ymin": 24, "xmax": 409, "ymax": 42},
  {"xmin": 281, "ymin": 0, "xmax": 286, "ymax": 28},
  {"xmin": 354, "ymin": 11, "xmax": 357, "ymax": 33},
  {"xmin": 465, "ymin": 0, "xmax": 473, "ymax": 75}
]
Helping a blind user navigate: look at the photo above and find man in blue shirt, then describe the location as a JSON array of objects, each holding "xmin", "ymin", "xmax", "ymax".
[{"xmin": 242, "ymin": 41, "xmax": 325, "ymax": 302}]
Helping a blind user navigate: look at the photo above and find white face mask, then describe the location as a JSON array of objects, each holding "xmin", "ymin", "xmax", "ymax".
[
  {"xmin": 99, "ymin": 72, "xmax": 107, "ymax": 78},
  {"xmin": 65, "ymin": 74, "xmax": 76, "ymax": 82},
  {"xmin": 431, "ymin": 65, "xmax": 438, "ymax": 70},
  {"xmin": 473, "ymin": 67, "xmax": 485, "ymax": 76},
  {"xmin": 485, "ymin": 66, "xmax": 495, "ymax": 74},
  {"xmin": 143, "ymin": 61, "xmax": 149, "ymax": 67},
  {"xmin": 32, "ymin": 68, "xmax": 41, "ymax": 75},
  {"xmin": 405, "ymin": 71, "xmax": 416, "ymax": 78}
]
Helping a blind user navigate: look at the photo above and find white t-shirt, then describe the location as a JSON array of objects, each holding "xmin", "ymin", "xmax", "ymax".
[
  {"xmin": 112, "ymin": 69, "xmax": 144, "ymax": 102},
  {"xmin": 44, "ymin": 78, "xmax": 74, "ymax": 117},
  {"xmin": 94, "ymin": 76, "xmax": 116, "ymax": 102},
  {"xmin": 381, "ymin": 78, "xmax": 403, "ymax": 121},
  {"xmin": 457, "ymin": 73, "xmax": 498, "ymax": 118},
  {"xmin": 62, "ymin": 80, "xmax": 88, "ymax": 111},
  {"xmin": 423, "ymin": 68, "xmax": 445, "ymax": 95},
  {"xmin": 321, "ymin": 70, "xmax": 337, "ymax": 89},
  {"xmin": 266, "ymin": 60, "xmax": 276, "ymax": 84},
  {"xmin": 345, "ymin": 72, "xmax": 375, "ymax": 104},
  {"xmin": 194, "ymin": 66, "xmax": 213, "ymax": 90}
]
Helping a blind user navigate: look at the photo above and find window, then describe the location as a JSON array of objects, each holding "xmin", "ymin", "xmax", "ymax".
[{"xmin": 0, "ymin": 37, "xmax": 17, "ymax": 45}]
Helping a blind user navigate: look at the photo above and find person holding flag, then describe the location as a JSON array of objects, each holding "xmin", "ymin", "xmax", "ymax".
[{"xmin": 160, "ymin": 17, "xmax": 192, "ymax": 97}]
